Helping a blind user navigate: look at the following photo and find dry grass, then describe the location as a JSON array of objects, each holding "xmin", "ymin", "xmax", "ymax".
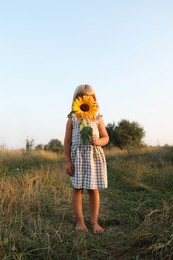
[{"xmin": 0, "ymin": 147, "xmax": 173, "ymax": 259}]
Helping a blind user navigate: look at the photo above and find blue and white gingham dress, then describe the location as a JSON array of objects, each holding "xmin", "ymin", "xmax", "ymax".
[{"xmin": 70, "ymin": 116, "xmax": 108, "ymax": 189}]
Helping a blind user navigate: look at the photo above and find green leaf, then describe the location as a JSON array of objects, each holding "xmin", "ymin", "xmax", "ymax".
[
  {"xmin": 80, "ymin": 126, "xmax": 93, "ymax": 145},
  {"xmin": 67, "ymin": 111, "xmax": 73, "ymax": 118}
]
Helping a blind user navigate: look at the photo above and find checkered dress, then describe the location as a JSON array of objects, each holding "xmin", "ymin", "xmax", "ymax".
[{"xmin": 70, "ymin": 116, "xmax": 108, "ymax": 189}]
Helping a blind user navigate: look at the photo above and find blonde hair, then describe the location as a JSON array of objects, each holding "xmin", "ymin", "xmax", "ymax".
[{"xmin": 72, "ymin": 84, "xmax": 96, "ymax": 101}]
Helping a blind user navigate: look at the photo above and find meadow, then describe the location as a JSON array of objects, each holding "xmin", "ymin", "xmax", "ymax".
[{"xmin": 0, "ymin": 147, "xmax": 173, "ymax": 259}]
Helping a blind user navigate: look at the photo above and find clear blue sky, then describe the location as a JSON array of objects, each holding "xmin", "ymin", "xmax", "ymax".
[{"xmin": 0, "ymin": 0, "xmax": 173, "ymax": 149}]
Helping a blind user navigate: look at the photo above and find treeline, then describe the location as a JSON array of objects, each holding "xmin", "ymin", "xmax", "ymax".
[
  {"xmin": 26, "ymin": 138, "xmax": 63, "ymax": 153},
  {"xmin": 27, "ymin": 119, "xmax": 145, "ymax": 153}
]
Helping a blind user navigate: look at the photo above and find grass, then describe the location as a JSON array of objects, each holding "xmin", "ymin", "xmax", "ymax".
[{"xmin": 0, "ymin": 147, "xmax": 173, "ymax": 259}]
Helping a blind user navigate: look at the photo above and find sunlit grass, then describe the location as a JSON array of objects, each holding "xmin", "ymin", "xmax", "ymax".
[{"xmin": 0, "ymin": 147, "xmax": 173, "ymax": 259}]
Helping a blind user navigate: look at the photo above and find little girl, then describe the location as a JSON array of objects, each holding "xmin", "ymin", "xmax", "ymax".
[{"xmin": 64, "ymin": 84, "xmax": 109, "ymax": 234}]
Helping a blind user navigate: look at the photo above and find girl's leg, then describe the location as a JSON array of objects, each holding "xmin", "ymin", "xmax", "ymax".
[
  {"xmin": 72, "ymin": 188, "xmax": 88, "ymax": 232},
  {"xmin": 88, "ymin": 189, "xmax": 104, "ymax": 234}
]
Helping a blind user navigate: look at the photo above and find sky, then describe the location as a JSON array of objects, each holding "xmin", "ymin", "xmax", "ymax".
[{"xmin": 0, "ymin": 0, "xmax": 173, "ymax": 149}]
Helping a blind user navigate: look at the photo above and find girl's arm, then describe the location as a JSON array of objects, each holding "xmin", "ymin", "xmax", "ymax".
[
  {"xmin": 64, "ymin": 118, "xmax": 74, "ymax": 176},
  {"xmin": 91, "ymin": 116, "xmax": 109, "ymax": 146}
]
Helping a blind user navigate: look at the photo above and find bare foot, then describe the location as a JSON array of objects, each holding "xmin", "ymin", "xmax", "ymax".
[
  {"xmin": 75, "ymin": 222, "xmax": 88, "ymax": 232},
  {"xmin": 92, "ymin": 223, "xmax": 104, "ymax": 234}
]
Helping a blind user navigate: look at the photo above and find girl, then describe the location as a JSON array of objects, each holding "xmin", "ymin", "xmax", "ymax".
[{"xmin": 64, "ymin": 84, "xmax": 109, "ymax": 234}]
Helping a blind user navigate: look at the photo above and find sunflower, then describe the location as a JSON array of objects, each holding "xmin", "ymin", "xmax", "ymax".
[{"xmin": 72, "ymin": 95, "xmax": 98, "ymax": 118}]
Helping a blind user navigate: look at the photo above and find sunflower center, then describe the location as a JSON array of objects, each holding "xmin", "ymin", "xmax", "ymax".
[{"xmin": 80, "ymin": 104, "xmax": 90, "ymax": 112}]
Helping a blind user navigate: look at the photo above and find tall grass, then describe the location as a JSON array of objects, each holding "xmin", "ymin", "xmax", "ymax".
[
  {"xmin": 105, "ymin": 146, "xmax": 173, "ymax": 259},
  {"xmin": 0, "ymin": 147, "xmax": 173, "ymax": 259}
]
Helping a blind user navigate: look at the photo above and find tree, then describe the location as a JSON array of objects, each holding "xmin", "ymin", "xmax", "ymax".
[
  {"xmin": 35, "ymin": 144, "xmax": 44, "ymax": 150},
  {"xmin": 26, "ymin": 137, "xmax": 34, "ymax": 151},
  {"xmin": 106, "ymin": 119, "xmax": 145, "ymax": 149},
  {"xmin": 46, "ymin": 139, "xmax": 63, "ymax": 153},
  {"xmin": 105, "ymin": 122, "xmax": 117, "ymax": 148}
]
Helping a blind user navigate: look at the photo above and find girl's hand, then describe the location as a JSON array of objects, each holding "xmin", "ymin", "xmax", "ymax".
[
  {"xmin": 65, "ymin": 161, "xmax": 74, "ymax": 177},
  {"xmin": 91, "ymin": 134, "xmax": 98, "ymax": 145}
]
